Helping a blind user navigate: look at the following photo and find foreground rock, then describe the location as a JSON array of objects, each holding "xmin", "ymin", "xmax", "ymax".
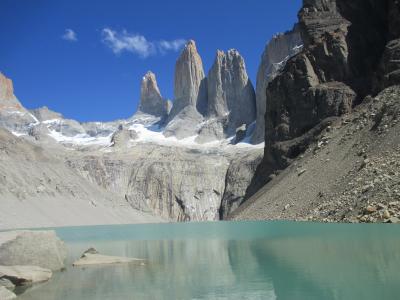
[
  {"xmin": 0, "ymin": 265, "xmax": 52, "ymax": 286},
  {"xmin": 73, "ymin": 248, "xmax": 145, "ymax": 266},
  {"xmin": 0, "ymin": 230, "xmax": 67, "ymax": 271},
  {"xmin": 0, "ymin": 286, "xmax": 16, "ymax": 300},
  {"xmin": 0, "ymin": 278, "xmax": 14, "ymax": 291}
]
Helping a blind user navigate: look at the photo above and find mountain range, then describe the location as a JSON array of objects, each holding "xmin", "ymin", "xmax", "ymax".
[{"xmin": 1, "ymin": 0, "xmax": 399, "ymax": 229}]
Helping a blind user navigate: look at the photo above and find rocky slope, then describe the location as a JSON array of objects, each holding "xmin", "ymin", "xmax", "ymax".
[
  {"xmin": 233, "ymin": 0, "xmax": 400, "ymax": 223},
  {"xmin": 0, "ymin": 128, "xmax": 163, "ymax": 229}
]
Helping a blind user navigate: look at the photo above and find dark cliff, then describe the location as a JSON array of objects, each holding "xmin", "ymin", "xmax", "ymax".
[{"xmin": 246, "ymin": 0, "xmax": 400, "ymax": 199}]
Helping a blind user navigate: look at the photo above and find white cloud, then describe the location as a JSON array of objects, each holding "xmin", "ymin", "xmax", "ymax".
[
  {"xmin": 101, "ymin": 28, "xmax": 186, "ymax": 58},
  {"xmin": 62, "ymin": 29, "xmax": 77, "ymax": 42},
  {"xmin": 158, "ymin": 39, "xmax": 187, "ymax": 53}
]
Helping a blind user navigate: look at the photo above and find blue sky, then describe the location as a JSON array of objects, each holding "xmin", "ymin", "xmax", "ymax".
[{"xmin": 0, "ymin": 0, "xmax": 301, "ymax": 122}]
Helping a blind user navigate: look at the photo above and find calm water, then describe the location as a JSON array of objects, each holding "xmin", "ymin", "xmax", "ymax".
[{"xmin": 18, "ymin": 221, "xmax": 400, "ymax": 300}]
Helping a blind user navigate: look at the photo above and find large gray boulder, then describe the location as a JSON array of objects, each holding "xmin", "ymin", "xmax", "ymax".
[
  {"xmin": 207, "ymin": 49, "xmax": 256, "ymax": 135},
  {"xmin": 0, "ymin": 230, "xmax": 67, "ymax": 271},
  {"xmin": 137, "ymin": 71, "xmax": 167, "ymax": 117},
  {"xmin": 252, "ymin": 27, "xmax": 302, "ymax": 143},
  {"xmin": 168, "ymin": 40, "xmax": 208, "ymax": 121},
  {"xmin": 0, "ymin": 265, "xmax": 52, "ymax": 285},
  {"xmin": 0, "ymin": 286, "xmax": 16, "ymax": 299},
  {"xmin": 73, "ymin": 248, "xmax": 145, "ymax": 267}
]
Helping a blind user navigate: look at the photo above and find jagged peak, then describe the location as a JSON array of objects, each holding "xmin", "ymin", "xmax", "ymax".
[
  {"xmin": 142, "ymin": 70, "xmax": 156, "ymax": 81},
  {"xmin": 138, "ymin": 71, "xmax": 166, "ymax": 117},
  {"xmin": 185, "ymin": 39, "xmax": 197, "ymax": 50},
  {"xmin": 0, "ymin": 72, "xmax": 15, "ymax": 100}
]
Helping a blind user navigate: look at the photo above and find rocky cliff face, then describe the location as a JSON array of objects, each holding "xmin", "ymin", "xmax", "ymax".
[
  {"xmin": 138, "ymin": 71, "xmax": 167, "ymax": 117},
  {"xmin": 207, "ymin": 49, "xmax": 256, "ymax": 134},
  {"xmin": 0, "ymin": 73, "xmax": 18, "ymax": 106},
  {"xmin": 30, "ymin": 106, "xmax": 63, "ymax": 122},
  {"xmin": 252, "ymin": 27, "xmax": 303, "ymax": 144},
  {"xmin": 168, "ymin": 40, "xmax": 208, "ymax": 119},
  {"xmin": 245, "ymin": 0, "xmax": 400, "ymax": 201},
  {"xmin": 165, "ymin": 41, "xmax": 259, "ymax": 141},
  {"xmin": 0, "ymin": 73, "xmax": 38, "ymax": 133},
  {"xmin": 164, "ymin": 40, "xmax": 207, "ymax": 138},
  {"xmin": 67, "ymin": 145, "xmax": 263, "ymax": 222},
  {"xmin": 0, "ymin": 70, "xmax": 263, "ymax": 225}
]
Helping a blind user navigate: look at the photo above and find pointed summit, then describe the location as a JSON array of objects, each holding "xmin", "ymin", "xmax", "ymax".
[
  {"xmin": 0, "ymin": 72, "xmax": 23, "ymax": 109},
  {"xmin": 138, "ymin": 71, "xmax": 167, "ymax": 117},
  {"xmin": 0, "ymin": 72, "xmax": 14, "ymax": 100},
  {"xmin": 168, "ymin": 39, "xmax": 207, "ymax": 119},
  {"xmin": 207, "ymin": 49, "xmax": 256, "ymax": 133}
]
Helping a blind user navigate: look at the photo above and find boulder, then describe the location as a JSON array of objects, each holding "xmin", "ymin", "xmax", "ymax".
[
  {"xmin": 0, "ymin": 278, "xmax": 14, "ymax": 290},
  {"xmin": 0, "ymin": 230, "xmax": 67, "ymax": 271},
  {"xmin": 73, "ymin": 248, "xmax": 145, "ymax": 266},
  {"xmin": 0, "ymin": 286, "xmax": 16, "ymax": 300},
  {"xmin": 0, "ymin": 265, "xmax": 52, "ymax": 285}
]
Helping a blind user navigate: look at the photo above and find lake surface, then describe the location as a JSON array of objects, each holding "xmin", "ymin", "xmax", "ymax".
[{"xmin": 19, "ymin": 221, "xmax": 400, "ymax": 300}]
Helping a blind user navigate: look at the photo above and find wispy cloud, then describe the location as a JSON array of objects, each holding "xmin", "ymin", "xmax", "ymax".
[
  {"xmin": 101, "ymin": 28, "xmax": 186, "ymax": 58},
  {"xmin": 158, "ymin": 39, "xmax": 187, "ymax": 54},
  {"xmin": 62, "ymin": 29, "xmax": 77, "ymax": 42}
]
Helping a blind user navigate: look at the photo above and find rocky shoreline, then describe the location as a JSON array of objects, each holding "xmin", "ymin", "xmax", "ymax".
[
  {"xmin": 0, "ymin": 230, "xmax": 147, "ymax": 298},
  {"xmin": 0, "ymin": 230, "xmax": 67, "ymax": 298}
]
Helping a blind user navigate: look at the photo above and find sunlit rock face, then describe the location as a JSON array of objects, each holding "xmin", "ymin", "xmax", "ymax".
[
  {"xmin": 0, "ymin": 72, "xmax": 17, "ymax": 105},
  {"xmin": 164, "ymin": 40, "xmax": 208, "ymax": 139},
  {"xmin": 168, "ymin": 40, "xmax": 207, "ymax": 119},
  {"xmin": 0, "ymin": 73, "xmax": 38, "ymax": 133},
  {"xmin": 207, "ymin": 49, "xmax": 256, "ymax": 134},
  {"xmin": 67, "ymin": 143, "xmax": 263, "ymax": 222}
]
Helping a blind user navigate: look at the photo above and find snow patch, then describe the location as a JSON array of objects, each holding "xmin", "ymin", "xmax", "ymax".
[{"xmin": 47, "ymin": 130, "xmax": 112, "ymax": 146}]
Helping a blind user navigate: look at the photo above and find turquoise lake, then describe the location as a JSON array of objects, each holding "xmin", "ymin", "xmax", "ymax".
[{"xmin": 18, "ymin": 221, "xmax": 400, "ymax": 300}]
